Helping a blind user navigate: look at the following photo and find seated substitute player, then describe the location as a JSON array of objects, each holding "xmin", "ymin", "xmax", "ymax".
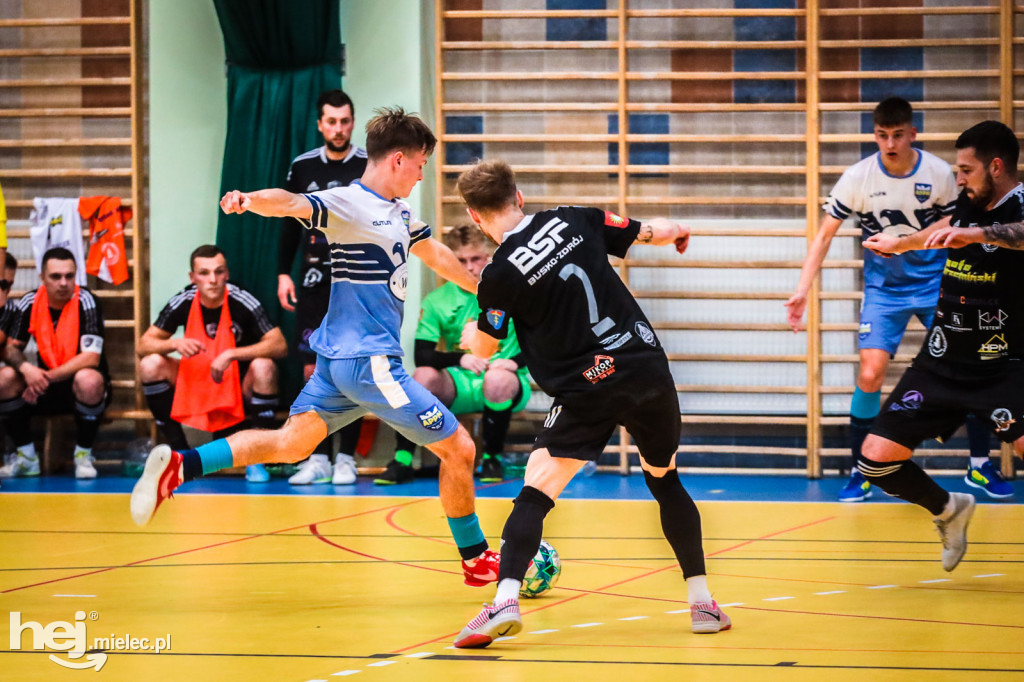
[
  {"xmin": 785, "ymin": 96, "xmax": 1001, "ymax": 502},
  {"xmin": 137, "ymin": 244, "xmax": 288, "ymax": 483},
  {"xmin": 451, "ymin": 160, "xmax": 731, "ymax": 649},
  {"xmin": 375, "ymin": 224, "xmax": 531, "ymax": 485},
  {"xmin": 862, "ymin": 120, "xmax": 1024, "ymax": 571},
  {"xmin": 130, "ymin": 107, "xmax": 501, "ymax": 586},
  {"xmin": 0, "ymin": 247, "xmax": 109, "ymax": 479},
  {"xmin": 280, "ymin": 89, "xmax": 368, "ymax": 487}
]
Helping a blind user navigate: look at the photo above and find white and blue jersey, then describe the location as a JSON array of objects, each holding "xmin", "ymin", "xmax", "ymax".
[
  {"xmin": 300, "ymin": 182, "xmax": 432, "ymax": 359},
  {"xmin": 824, "ymin": 148, "xmax": 957, "ymax": 300}
]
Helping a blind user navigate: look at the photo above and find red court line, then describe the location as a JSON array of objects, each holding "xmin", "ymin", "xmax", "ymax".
[
  {"xmin": 1, "ymin": 498, "xmax": 426, "ymax": 594},
  {"xmin": 308, "ymin": 523, "xmax": 457, "ymax": 578},
  {"xmin": 390, "ymin": 513, "xmax": 839, "ymax": 653}
]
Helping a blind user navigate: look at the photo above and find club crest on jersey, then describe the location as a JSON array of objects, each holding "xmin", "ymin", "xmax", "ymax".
[
  {"xmin": 417, "ymin": 405, "xmax": 445, "ymax": 431},
  {"xmin": 991, "ymin": 407, "xmax": 1016, "ymax": 432},
  {"xmin": 401, "ymin": 210, "xmax": 411, "ymax": 228},
  {"xmin": 914, "ymin": 183, "xmax": 932, "ymax": 203},
  {"xmin": 927, "ymin": 327, "xmax": 947, "ymax": 357},
  {"xmin": 635, "ymin": 321, "xmax": 656, "ymax": 346},
  {"xmin": 583, "ymin": 355, "xmax": 615, "ymax": 384},
  {"xmin": 604, "ymin": 211, "xmax": 628, "ymax": 228},
  {"xmin": 486, "ymin": 308, "xmax": 506, "ymax": 330}
]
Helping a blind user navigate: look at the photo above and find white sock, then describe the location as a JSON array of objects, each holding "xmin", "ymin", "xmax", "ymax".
[
  {"xmin": 17, "ymin": 443, "xmax": 37, "ymax": 460},
  {"xmin": 74, "ymin": 445, "xmax": 93, "ymax": 458},
  {"xmin": 937, "ymin": 494, "xmax": 959, "ymax": 521},
  {"xmin": 494, "ymin": 578, "xmax": 521, "ymax": 604},
  {"xmin": 687, "ymin": 575, "xmax": 712, "ymax": 604},
  {"xmin": 969, "ymin": 457, "xmax": 989, "ymax": 469}
]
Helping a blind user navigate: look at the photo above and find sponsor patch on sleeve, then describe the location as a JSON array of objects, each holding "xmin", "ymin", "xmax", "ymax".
[
  {"xmin": 604, "ymin": 211, "xmax": 628, "ymax": 228},
  {"xmin": 486, "ymin": 308, "xmax": 506, "ymax": 330}
]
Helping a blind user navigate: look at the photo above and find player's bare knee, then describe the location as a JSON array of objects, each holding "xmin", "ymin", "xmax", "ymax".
[
  {"xmin": 430, "ymin": 426, "xmax": 475, "ymax": 467},
  {"xmin": 248, "ymin": 358, "xmax": 278, "ymax": 391},
  {"xmin": 138, "ymin": 353, "xmax": 172, "ymax": 382},
  {"xmin": 482, "ymin": 369, "xmax": 518, "ymax": 402},
  {"xmin": 1014, "ymin": 437, "xmax": 1024, "ymax": 458},
  {"xmin": 0, "ymin": 366, "xmax": 24, "ymax": 399},
  {"xmin": 72, "ymin": 369, "xmax": 104, "ymax": 402}
]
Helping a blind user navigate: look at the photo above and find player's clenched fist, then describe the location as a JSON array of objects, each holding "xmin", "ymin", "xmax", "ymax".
[{"xmin": 220, "ymin": 190, "xmax": 251, "ymax": 214}]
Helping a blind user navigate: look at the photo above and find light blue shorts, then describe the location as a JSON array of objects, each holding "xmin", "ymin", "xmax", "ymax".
[
  {"xmin": 290, "ymin": 354, "xmax": 459, "ymax": 446},
  {"xmin": 858, "ymin": 288, "xmax": 937, "ymax": 355}
]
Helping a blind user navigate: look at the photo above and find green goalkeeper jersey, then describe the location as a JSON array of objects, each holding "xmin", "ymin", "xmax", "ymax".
[{"xmin": 415, "ymin": 281, "xmax": 525, "ymax": 366}]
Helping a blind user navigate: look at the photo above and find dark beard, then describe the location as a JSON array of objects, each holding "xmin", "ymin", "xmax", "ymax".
[{"xmin": 325, "ymin": 139, "xmax": 350, "ymax": 154}]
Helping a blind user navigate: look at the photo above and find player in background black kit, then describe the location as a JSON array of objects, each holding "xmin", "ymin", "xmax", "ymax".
[
  {"xmin": 451, "ymin": 160, "xmax": 731, "ymax": 649},
  {"xmin": 278, "ymin": 90, "xmax": 368, "ymax": 486},
  {"xmin": 863, "ymin": 120, "xmax": 1024, "ymax": 572}
]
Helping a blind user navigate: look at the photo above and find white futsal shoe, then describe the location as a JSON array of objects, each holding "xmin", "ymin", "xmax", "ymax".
[
  {"xmin": 288, "ymin": 454, "xmax": 332, "ymax": 485},
  {"xmin": 934, "ymin": 492, "xmax": 976, "ymax": 572}
]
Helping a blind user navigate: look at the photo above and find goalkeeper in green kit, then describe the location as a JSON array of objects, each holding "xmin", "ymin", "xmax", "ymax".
[{"xmin": 374, "ymin": 225, "xmax": 531, "ymax": 485}]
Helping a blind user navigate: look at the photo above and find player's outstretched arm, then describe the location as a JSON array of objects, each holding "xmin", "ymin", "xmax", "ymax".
[
  {"xmin": 411, "ymin": 237, "xmax": 478, "ymax": 294},
  {"xmin": 635, "ymin": 218, "xmax": 690, "ymax": 253},
  {"xmin": 865, "ymin": 215, "xmax": 951, "ymax": 256},
  {"xmin": 785, "ymin": 213, "xmax": 843, "ymax": 332},
  {"xmin": 925, "ymin": 220, "xmax": 1024, "ymax": 251},
  {"xmin": 219, "ymin": 188, "xmax": 312, "ymax": 220}
]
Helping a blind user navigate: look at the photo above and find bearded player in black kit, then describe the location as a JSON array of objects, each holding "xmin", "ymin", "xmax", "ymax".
[
  {"xmin": 863, "ymin": 120, "xmax": 1024, "ymax": 572},
  {"xmin": 450, "ymin": 159, "xmax": 731, "ymax": 649},
  {"xmin": 278, "ymin": 89, "xmax": 369, "ymax": 486}
]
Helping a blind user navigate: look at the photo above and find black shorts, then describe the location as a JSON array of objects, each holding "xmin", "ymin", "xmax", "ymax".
[
  {"xmin": 32, "ymin": 376, "xmax": 112, "ymax": 416},
  {"xmin": 296, "ymin": 277, "xmax": 330, "ymax": 365},
  {"xmin": 534, "ymin": 363, "xmax": 681, "ymax": 467},
  {"xmin": 872, "ymin": 362, "xmax": 1024, "ymax": 449}
]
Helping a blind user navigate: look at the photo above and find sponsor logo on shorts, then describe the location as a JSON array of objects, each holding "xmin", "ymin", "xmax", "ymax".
[
  {"xmin": 947, "ymin": 312, "xmax": 971, "ymax": 333},
  {"xmin": 978, "ymin": 333, "xmax": 1008, "ymax": 359},
  {"xmin": 486, "ymin": 308, "xmax": 506, "ymax": 330},
  {"xmin": 417, "ymin": 405, "xmax": 445, "ymax": 431},
  {"xmin": 583, "ymin": 355, "xmax": 615, "ymax": 384},
  {"xmin": 302, "ymin": 268, "xmax": 324, "ymax": 289},
  {"xmin": 979, "ymin": 309, "xmax": 1008, "ymax": 331},
  {"xmin": 927, "ymin": 327, "xmax": 947, "ymax": 357},
  {"xmin": 635, "ymin": 321, "xmax": 656, "ymax": 346},
  {"xmin": 991, "ymin": 407, "xmax": 1016, "ymax": 432},
  {"xmin": 858, "ymin": 322, "xmax": 872, "ymax": 339},
  {"xmin": 888, "ymin": 390, "xmax": 924, "ymax": 412},
  {"xmin": 914, "ymin": 183, "xmax": 932, "ymax": 203},
  {"xmin": 599, "ymin": 331, "xmax": 632, "ymax": 350}
]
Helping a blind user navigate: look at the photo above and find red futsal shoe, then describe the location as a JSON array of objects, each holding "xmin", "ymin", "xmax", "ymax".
[
  {"xmin": 462, "ymin": 548, "xmax": 501, "ymax": 587},
  {"xmin": 130, "ymin": 445, "xmax": 183, "ymax": 526}
]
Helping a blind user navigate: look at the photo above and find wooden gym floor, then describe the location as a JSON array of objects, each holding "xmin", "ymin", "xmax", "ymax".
[{"xmin": 1, "ymin": 474, "xmax": 1023, "ymax": 681}]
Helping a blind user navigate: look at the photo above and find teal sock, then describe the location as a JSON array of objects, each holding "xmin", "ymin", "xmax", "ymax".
[
  {"xmin": 195, "ymin": 438, "xmax": 235, "ymax": 476},
  {"xmin": 447, "ymin": 512, "xmax": 488, "ymax": 560},
  {"xmin": 850, "ymin": 387, "xmax": 881, "ymax": 420}
]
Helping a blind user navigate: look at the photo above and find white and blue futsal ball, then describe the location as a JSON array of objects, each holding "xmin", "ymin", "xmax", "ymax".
[{"xmin": 520, "ymin": 540, "xmax": 561, "ymax": 598}]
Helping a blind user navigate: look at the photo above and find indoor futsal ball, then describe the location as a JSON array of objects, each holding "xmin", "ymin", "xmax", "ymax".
[{"xmin": 520, "ymin": 540, "xmax": 561, "ymax": 598}]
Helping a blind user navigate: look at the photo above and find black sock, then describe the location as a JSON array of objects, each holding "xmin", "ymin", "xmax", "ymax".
[
  {"xmin": 483, "ymin": 386, "xmax": 520, "ymax": 455},
  {"xmin": 0, "ymin": 398, "xmax": 31, "ymax": 448},
  {"xmin": 338, "ymin": 418, "xmax": 362, "ymax": 454},
  {"xmin": 850, "ymin": 415, "xmax": 874, "ymax": 470},
  {"xmin": 643, "ymin": 468, "xmax": 707, "ymax": 578},
  {"xmin": 857, "ymin": 454, "xmax": 950, "ymax": 515},
  {"xmin": 249, "ymin": 392, "xmax": 278, "ymax": 430},
  {"xmin": 74, "ymin": 399, "xmax": 105, "ymax": 448},
  {"xmin": 180, "ymin": 448, "xmax": 203, "ymax": 483},
  {"xmin": 143, "ymin": 380, "xmax": 189, "ymax": 450},
  {"xmin": 965, "ymin": 413, "xmax": 993, "ymax": 460},
  {"xmin": 498, "ymin": 485, "xmax": 555, "ymax": 582},
  {"xmin": 312, "ymin": 437, "xmax": 332, "ymax": 457}
]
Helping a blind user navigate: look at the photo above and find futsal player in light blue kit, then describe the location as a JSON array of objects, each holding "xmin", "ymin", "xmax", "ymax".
[{"xmin": 130, "ymin": 107, "xmax": 502, "ymax": 586}]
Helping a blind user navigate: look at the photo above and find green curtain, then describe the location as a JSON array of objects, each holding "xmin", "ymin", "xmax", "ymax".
[{"xmin": 213, "ymin": 0, "xmax": 342, "ymax": 401}]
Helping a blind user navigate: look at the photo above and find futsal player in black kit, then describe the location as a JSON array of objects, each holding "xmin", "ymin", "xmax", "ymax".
[
  {"xmin": 863, "ymin": 120, "xmax": 1024, "ymax": 572},
  {"xmin": 451, "ymin": 159, "xmax": 731, "ymax": 648},
  {"xmin": 278, "ymin": 89, "xmax": 369, "ymax": 486}
]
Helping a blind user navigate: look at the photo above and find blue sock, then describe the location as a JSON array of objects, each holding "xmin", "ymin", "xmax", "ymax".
[
  {"xmin": 447, "ymin": 513, "xmax": 488, "ymax": 560},
  {"xmin": 194, "ymin": 439, "xmax": 235, "ymax": 476}
]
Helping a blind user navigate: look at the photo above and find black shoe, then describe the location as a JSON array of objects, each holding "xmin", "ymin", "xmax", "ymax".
[
  {"xmin": 374, "ymin": 459, "xmax": 414, "ymax": 485},
  {"xmin": 479, "ymin": 455, "xmax": 503, "ymax": 483}
]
